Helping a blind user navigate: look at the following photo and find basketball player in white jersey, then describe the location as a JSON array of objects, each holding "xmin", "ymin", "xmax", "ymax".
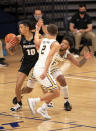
[
  {"xmin": 28, "ymin": 35, "xmax": 91, "ymax": 112},
  {"xmin": 27, "ymin": 24, "xmax": 60, "ymax": 119}
]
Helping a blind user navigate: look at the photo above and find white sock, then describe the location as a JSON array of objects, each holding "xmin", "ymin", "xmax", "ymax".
[
  {"xmin": 61, "ymin": 85, "xmax": 69, "ymax": 103},
  {"xmin": 41, "ymin": 103, "xmax": 48, "ymax": 110},
  {"xmin": 33, "ymin": 98, "xmax": 40, "ymax": 103}
]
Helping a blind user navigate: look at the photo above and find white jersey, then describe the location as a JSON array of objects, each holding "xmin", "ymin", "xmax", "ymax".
[
  {"xmin": 50, "ymin": 50, "xmax": 70, "ymax": 69},
  {"xmin": 33, "ymin": 38, "xmax": 57, "ymax": 90},
  {"xmin": 35, "ymin": 38, "xmax": 56, "ymax": 68},
  {"xmin": 29, "ymin": 49, "xmax": 71, "ymax": 88}
]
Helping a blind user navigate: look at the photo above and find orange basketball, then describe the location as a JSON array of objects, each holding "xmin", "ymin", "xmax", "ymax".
[{"xmin": 5, "ymin": 33, "xmax": 19, "ymax": 48}]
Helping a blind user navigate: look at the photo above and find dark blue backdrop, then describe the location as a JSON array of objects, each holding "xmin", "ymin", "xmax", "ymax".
[{"xmin": 0, "ymin": 9, "xmax": 18, "ymax": 38}]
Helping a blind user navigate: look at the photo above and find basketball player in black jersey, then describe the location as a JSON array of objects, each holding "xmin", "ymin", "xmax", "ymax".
[{"xmin": 8, "ymin": 20, "xmax": 39, "ymax": 111}]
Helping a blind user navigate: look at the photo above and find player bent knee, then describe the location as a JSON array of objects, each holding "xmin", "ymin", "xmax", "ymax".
[
  {"xmin": 56, "ymin": 75, "xmax": 67, "ymax": 87},
  {"xmin": 22, "ymin": 78, "xmax": 36, "ymax": 94}
]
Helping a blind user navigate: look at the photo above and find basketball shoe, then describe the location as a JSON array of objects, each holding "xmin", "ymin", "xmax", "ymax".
[
  {"xmin": 27, "ymin": 98, "xmax": 36, "ymax": 114},
  {"xmin": 10, "ymin": 103, "xmax": 22, "ymax": 111},
  {"xmin": 37, "ymin": 107, "xmax": 51, "ymax": 119},
  {"xmin": 0, "ymin": 60, "xmax": 8, "ymax": 67},
  {"xmin": 14, "ymin": 96, "xmax": 54, "ymax": 109},
  {"xmin": 12, "ymin": 96, "xmax": 23, "ymax": 104},
  {"xmin": 64, "ymin": 101, "xmax": 72, "ymax": 111},
  {"xmin": 47, "ymin": 102, "xmax": 54, "ymax": 108}
]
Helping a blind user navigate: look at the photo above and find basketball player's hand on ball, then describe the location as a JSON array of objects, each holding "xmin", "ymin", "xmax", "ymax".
[
  {"xmin": 6, "ymin": 39, "xmax": 16, "ymax": 49},
  {"xmin": 5, "ymin": 33, "xmax": 19, "ymax": 49},
  {"xmin": 5, "ymin": 40, "xmax": 17, "ymax": 55},
  {"xmin": 84, "ymin": 51, "xmax": 92, "ymax": 59},
  {"xmin": 6, "ymin": 42, "xmax": 12, "ymax": 49}
]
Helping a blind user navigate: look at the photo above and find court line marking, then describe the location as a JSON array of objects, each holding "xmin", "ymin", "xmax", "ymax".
[
  {"xmin": 65, "ymin": 70, "xmax": 96, "ymax": 75},
  {"xmin": 49, "ymin": 123, "xmax": 96, "ymax": 131},
  {"xmin": 0, "ymin": 112, "xmax": 96, "ymax": 130},
  {"xmin": 0, "ymin": 70, "xmax": 96, "ymax": 85},
  {"xmin": 65, "ymin": 76, "xmax": 96, "ymax": 82},
  {"xmin": 65, "ymin": 74, "xmax": 96, "ymax": 79},
  {"xmin": 0, "ymin": 75, "xmax": 96, "ymax": 85}
]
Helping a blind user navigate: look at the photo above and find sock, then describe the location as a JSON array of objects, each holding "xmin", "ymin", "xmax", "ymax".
[
  {"xmin": 33, "ymin": 98, "xmax": 40, "ymax": 103},
  {"xmin": 41, "ymin": 103, "xmax": 48, "ymax": 110},
  {"xmin": 61, "ymin": 85, "xmax": 69, "ymax": 103},
  {"xmin": 64, "ymin": 98, "xmax": 68, "ymax": 103}
]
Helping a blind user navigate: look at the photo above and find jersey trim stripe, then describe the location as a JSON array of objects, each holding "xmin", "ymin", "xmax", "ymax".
[{"xmin": 46, "ymin": 73, "xmax": 57, "ymax": 90}]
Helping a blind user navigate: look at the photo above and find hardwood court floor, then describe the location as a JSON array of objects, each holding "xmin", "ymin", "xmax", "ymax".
[{"xmin": 0, "ymin": 48, "xmax": 96, "ymax": 131}]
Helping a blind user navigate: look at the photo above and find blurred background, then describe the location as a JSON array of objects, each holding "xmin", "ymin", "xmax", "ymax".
[{"xmin": 0, "ymin": 0, "xmax": 96, "ymax": 38}]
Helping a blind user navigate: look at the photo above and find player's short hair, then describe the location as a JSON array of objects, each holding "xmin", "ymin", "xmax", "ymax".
[
  {"xmin": 18, "ymin": 20, "xmax": 32, "ymax": 30},
  {"xmin": 47, "ymin": 24, "xmax": 58, "ymax": 36}
]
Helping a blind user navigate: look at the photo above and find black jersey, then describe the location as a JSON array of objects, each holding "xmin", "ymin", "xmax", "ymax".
[{"xmin": 20, "ymin": 33, "xmax": 39, "ymax": 67}]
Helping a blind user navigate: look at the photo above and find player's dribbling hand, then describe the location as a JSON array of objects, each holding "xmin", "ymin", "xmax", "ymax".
[
  {"xmin": 6, "ymin": 40, "xmax": 17, "ymax": 55},
  {"xmin": 84, "ymin": 51, "xmax": 92, "ymax": 59},
  {"xmin": 6, "ymin": 38, "xmax": 18, "ymax": 49},
  {"xmin": 6, "ymin": 42, "xmax": 12, "ymax": 49}
]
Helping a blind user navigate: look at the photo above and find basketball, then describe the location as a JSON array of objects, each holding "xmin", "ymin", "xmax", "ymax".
[{"xmin": 5, "ymin": 33, "xmax": 19, "ymax": 48}]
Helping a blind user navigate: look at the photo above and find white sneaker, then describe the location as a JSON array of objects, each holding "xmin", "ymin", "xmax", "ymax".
[
  {"xmin": 47, "ymin": 102, "xmax": 54, "ymax": 108},
  {"xmin": 27, "ymin": 98, "xmax": 36, "ymax": 114},
  {"xmin": 10, "ymin": 103, "xmax": 22, "ymax": 111},
  {"xmin": 37, "ymin": 107, "xmax": 51, "ymax": 119}
]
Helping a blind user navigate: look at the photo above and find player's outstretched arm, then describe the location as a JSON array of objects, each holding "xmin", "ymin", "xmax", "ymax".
[
  {"xmin": 34, "ymin": 22, "xmax": 43, "ymax": 48},
  {"xmin": 68, "ymin": 51, "xmax": 92, "ymax": 67}
]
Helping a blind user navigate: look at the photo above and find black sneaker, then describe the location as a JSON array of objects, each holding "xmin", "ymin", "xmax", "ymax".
[
  {"xmin": 12, "ymin": 96, "xmax": 23, "ymax": 104},
  {"xmin": 64, "ymin": 101, "xmax": 72, "ymax": 111},
  {"xmin": 13, "ymin": 97, "xmax": 18, "ymax": 104},
  {"xmin": 47, "ymin": 102, "xmax": 54, "ymax": 108},
  {"xmin": 0, "ymin": 58, "xmax": 5, "ymax": 61},
  {"xmin": 0, "ymin": 60, "xmax": 8, "ymax": 67},
  {"xmin": 10, "ymin": 103, "xmax": 22, "ymax": 111}
]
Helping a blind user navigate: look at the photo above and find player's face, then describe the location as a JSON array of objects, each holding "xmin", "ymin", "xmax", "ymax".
[
  {"xmin": 19, "ymin": 24, "xmax": 28, "ymax": 35},
  {"xmin": 60, "ymin": 40, "xmax": 70, "ymax": 50},
  {"xmin": 59, "ymin": 40, "xmax": 70, "ymax": 56}
]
